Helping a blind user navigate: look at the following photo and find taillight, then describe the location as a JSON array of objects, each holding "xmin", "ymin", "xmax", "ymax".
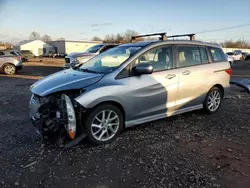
[{"xmin": 225, "ymin": 68, "xmax": 232, "ymax": 75}]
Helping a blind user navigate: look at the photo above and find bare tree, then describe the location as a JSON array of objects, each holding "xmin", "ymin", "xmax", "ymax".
[
  {"xmin": 103, "ymin": 34, "xmax": 116, "ymax": 43},
  {"xmin": 92, "ymin": 36, "xmax": 102, "ymax": 41},
  {"xmin": 115, "ymin": 33, "xmax": 124, "ymax": 43},
  {"xmin": 0, "ymin": 42, "xmax": 13, "ymax": 50},
  {"xmin": 103, "ymin": 29, "xmax": 141, "ymax": 44},
  {"xmin": 40, "ymin": 34, "xmax": 52, "ymax": 42},
  {"xmin": 220, "ymin": 39, "xmax": 250, "ymax": 48},
  {"xmin": 103, "ymin": 35, "xmax": 111, "ymax": 43},
  {"xmin": 29, "ymin": 31, "xmax": 40, "ymax": 40},
  {"xmin": 123, "ymin": 29, "xmax": 139, "ymax": 43}
]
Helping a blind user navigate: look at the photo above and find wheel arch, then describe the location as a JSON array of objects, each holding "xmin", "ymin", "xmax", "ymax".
[{"xmin": 210, "ymin": 84, "xmax": 224, "ymax": 98}]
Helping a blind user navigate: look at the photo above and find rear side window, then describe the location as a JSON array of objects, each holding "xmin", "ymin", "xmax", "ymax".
[
  {"xmin": 0, "ymin": 51, "xmax": 5, "ymax": 55},
  {"xmin": 208, "ymin": 47, "xmax": 227, "ymax": 62},
  {"xmin": 199, "ymin": 46, "xmax": 209, "ymax": 64},
  {"xmin": 177, "ymin": 45, "xmax": 201, "ymax": 68}
]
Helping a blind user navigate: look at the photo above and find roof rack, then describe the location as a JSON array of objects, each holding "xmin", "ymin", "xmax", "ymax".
[
  {"xmin": 168, "ymin": 33, "xmax": 195, "ymax": 41},
  {"xmin": 130, "ymin": 33, "xmax": 196, "ymax": 43},
  {"xmin": 130, "ymin": 32, "xmax": 167, "ymax": 43}
]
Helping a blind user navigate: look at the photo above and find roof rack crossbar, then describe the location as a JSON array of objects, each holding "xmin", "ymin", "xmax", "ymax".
[
  {"xmin": 130, "ymin": 32, "xmax": 167, "ymax": 43},
  {"xmin": 168, "ymin": 33, "xmax": 196, "ymax": 40}
]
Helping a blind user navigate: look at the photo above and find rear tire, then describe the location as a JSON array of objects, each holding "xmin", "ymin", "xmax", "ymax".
[
  {"xmin": 3, "ymin": 64, "xmax": 16, "ymax": 75},
  {"xmin": 203, "ymin": 87, "xmax": 222, "ymax": 114},
  {"xmin": 85, "ymin": 104, "xmax": 124, "ymax": 145}
]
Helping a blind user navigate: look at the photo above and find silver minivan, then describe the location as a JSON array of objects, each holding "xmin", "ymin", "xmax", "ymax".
[{"xmin": 29, "ymin": 34, "xmax": 231, "ymax": 147}]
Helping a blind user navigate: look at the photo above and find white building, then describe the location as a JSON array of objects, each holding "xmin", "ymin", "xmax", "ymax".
[
  {"xmin": 14, "ymin": 40, "xmax": 55, "ymax": 56},
  {"xmin": 48, "ymin": 40, "xmax": 102, "ymax": 55}
]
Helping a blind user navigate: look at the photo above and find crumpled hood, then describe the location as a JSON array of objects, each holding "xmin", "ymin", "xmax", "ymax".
[{"xmin": 31, "ymin": 69, "xmax": 104, "ymax": 96}]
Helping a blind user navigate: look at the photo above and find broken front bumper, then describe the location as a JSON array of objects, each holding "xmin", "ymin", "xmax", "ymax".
[{"xmin": 29, "ymin": 94, "xmax": 86, "ymax": 148}]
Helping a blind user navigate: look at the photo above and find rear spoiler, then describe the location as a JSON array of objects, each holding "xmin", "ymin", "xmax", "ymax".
[{"xmin": 130, "ymin": 32, "xmax": 196, "ymax": 43}]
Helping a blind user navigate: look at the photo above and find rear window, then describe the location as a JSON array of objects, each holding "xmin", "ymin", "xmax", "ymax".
[
  {"xmin": 226, "ymin": 52, "xmax": 234, "ymax": 55},
  {"xmin": 208, "ymin": 47, "xmax": 228, "ymax": 62}
]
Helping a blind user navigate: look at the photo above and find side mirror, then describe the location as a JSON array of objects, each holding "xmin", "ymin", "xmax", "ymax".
[{"xmin": 132, "ymin": 63, "xmax": 153, "ymax": 75}]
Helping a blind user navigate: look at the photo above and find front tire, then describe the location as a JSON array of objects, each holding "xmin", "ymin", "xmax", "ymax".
[
  {"xmin": 203, "ymin": 87, "xmax": 222, "ymax": 114},
  {"xmin": 85, "ymin": 104, "xmax": 124, "ymax": 145},
  {"xmin": 3, "ymin": 64, "xmax": 16, "ymax": 75}
]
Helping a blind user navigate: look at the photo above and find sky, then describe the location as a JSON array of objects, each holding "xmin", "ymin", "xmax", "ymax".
[{"xmin": 0, "ymin": 0, "xmax": 250, "ymax": 44}]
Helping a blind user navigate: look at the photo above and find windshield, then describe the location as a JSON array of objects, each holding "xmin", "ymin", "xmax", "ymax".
[
  {"xmin": 80, "ymin": 46, "xmax": 141, "ymax": 73},
  {"xmin": 84, "ymin": 44, "xmax": 104, "ymax": 53}
]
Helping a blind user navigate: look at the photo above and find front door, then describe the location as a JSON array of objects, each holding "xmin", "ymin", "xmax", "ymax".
[{"xmin": 119, "ymin": 45, "xmax": 178, "ymax": 122}]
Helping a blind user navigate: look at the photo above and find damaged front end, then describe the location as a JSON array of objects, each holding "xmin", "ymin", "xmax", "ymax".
[{"xmin": 29, "ymin": 90, "xmax": 87, "ymax": 148}]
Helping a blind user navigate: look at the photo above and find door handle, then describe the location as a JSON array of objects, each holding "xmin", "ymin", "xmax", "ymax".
[
  {"xmin": 166, "ymin": 74, "xmax": 176, "ymax": 79},
  {"xmin": 182, "ymin": 70, "xmax": 191, "ymax": 75}
]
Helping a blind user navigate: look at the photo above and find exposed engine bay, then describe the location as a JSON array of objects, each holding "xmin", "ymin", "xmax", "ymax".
[{"xmin": 29, "ymin": 90, "xmax": 87, "ymax": 148}]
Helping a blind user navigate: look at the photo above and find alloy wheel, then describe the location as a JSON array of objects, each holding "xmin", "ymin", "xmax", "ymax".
[
  {"xmin": 207, "ymin": 90, "xmax": 221, "ymax": 112},
  {"xmin": 91, "ymin": 110, "xmax": 120, "ymax": 142},
  {"xmin": 4, "ymin": 65, "xmax": 16, "ymax": 75}
]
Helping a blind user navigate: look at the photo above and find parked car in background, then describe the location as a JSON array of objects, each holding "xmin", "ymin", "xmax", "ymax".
[
  {"xmin": 225, "ymin": 54, "xmax": 234, "ymax": 65},
  {"xmin": 233, "ymin": 50, "xmax": 242, "ymax": 61},
  {"xmin": 241, "ymin": 52, "xmax": 249, "ymax": 60},
  {"xmin": 0, "ymin": 50, "xmax": 23, "ymax": 74},
  {"xmin": 245, "ymin": 54, "xmax": 250, "ymax": 60},
  {"xmin": 64, "ymin": 44, "xmax": 118, "ymax": 69},
  {"xmin": 29, "ymin": 33, "xmax": 231, "ymax": 146},
  {"xmin": 18, "ymin": 50, "xmax": 35, "ymax": 59},
  {"xmin": 226, "ymin": 51, "xmax": 248, "ymax": 61},
  {"xmin": 226, "ymin": 52, "xmax": 234, "ymax": 59}
]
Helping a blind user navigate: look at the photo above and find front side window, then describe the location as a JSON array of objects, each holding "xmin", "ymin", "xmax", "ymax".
[
  {"xmin": 134, "ymin": 45, "xmax": 173, "ymax": 72},
  {"xmin": 209, "ymin": 47, "xmax": 228, "ymax": 62},
  {"xmin": 80, "ymin": 46, "xmax": 141, "ymax": 73},
  {"xmin": 177, "ymin": 46, "xmax": 201, "ymax": 68},
  {"xmin": 84, "ymin": 44, "xmax": 104, "ymax": 53}
]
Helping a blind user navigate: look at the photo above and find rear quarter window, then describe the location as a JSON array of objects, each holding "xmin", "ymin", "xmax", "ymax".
[{"xmin": 208, "ymin": 47, "xmax": 228, "ymax": 62}]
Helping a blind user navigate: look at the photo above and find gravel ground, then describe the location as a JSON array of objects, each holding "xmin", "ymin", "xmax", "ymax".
[{"xmin": 0, "ymin": 61, "xmax": 249, "ymax": 188}]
